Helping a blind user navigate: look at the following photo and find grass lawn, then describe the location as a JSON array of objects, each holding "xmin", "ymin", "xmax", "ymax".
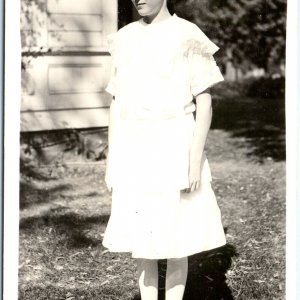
[{"xmin": 19, "ymin": 97, "xmax": 285, "ymax": 300}]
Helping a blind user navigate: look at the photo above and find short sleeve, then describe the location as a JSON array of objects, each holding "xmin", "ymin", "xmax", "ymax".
[
  {"xmin": 184, "ymin": 25, "xmax": 224, "ymax": 97},
  {"xmin": 189, "ymin": 51, "xmax": 224, "ymax": 97}
]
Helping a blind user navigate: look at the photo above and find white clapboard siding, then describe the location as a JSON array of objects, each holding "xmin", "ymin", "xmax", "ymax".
[
  {"xmin": 47, "ymin": 0, "xmax": 102, "ymax": 14},
  {"xmin": 22, "ymin": 56, "xmax": 112, "ymax": 110},
  {"xmin": 48, "ymin": 32, "xmax": 104, "ymax": 49},
  {"xmin": 21, "ymin": 55, "xmax": 113, "ymax": 131},
  {"xmin": 21, "ymin": 108, "xmax": 110, "ymax": 131},
  {"xmin": 21, "ymin": 0, "xmax": 118, "ymax": 131},
  {"xmin": 49, "ymin": 14, "xmax": 102, "ymax": 31},
  {"xmin": 45, "ymin": 0, "xmax": 116, "ymax": 51}
]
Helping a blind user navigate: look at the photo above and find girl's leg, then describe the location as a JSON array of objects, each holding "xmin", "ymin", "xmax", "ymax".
[
  {"xmin": 136, "ymin": 258, "xmax": 158, "ymax": 300},
  {"xmin": 165, "ymin": 257, "xmax": 188, "ymax": 300}
]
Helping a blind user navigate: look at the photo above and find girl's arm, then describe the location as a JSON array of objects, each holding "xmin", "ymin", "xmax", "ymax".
[{"xmin": 188, "ymin": 89, "xmax": 212, "ymax": 192}]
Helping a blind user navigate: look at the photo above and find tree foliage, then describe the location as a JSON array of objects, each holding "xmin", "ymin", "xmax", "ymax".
[{"xmin": 173, "ymin": 0, "xmax": 286, "ymax": 73}]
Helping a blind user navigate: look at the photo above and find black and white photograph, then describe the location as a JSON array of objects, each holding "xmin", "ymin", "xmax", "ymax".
[{"xmin": 11, "ymin": 0, "xmax": 289, "ymax": 299}]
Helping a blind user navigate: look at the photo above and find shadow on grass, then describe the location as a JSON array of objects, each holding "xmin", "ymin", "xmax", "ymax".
[
  {"xmin": 19, "ymin": 180, "xmax": 72, "ymax": 209},
  {"xmin": 20, "ymin": 163, "xmax": 59, "ymax": 181},
  {"xmin": 132, "ymin": 244, "xmax": 237, "ymax": 300},
  {"xmin": 212, "ymin": 97, "xmax": 285, "ymax": 162},
  {"xmin": 183, "ymin": 244, "xmax": 237, "ymax": 300},
  {"xmin": 20, "ymin": 209, "xmax": 110, "ymax": 248}
]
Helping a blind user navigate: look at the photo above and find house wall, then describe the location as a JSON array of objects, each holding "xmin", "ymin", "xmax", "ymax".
[
  {"xmin": 21, "ymin": 0, "xmax": 118, "ymax": 131},
  {"xmin": 21, "ymin": 1, "xmax": 245, "ymax": 132}
]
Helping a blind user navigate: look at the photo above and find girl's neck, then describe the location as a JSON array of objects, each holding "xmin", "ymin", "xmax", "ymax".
[{"xmin": 142, "ymin": 8, "xmax": 171, "ymax": 25}]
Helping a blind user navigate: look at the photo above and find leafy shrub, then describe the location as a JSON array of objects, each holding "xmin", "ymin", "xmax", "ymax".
[
  {"xmin": 212, "ymin": 77, "xmax": 285, "ymax": 99},
  {"xmin": 245, "ymin": 77, "xmax": 285, "ymax": 99}
]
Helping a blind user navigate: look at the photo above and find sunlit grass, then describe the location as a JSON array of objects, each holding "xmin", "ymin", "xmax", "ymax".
[{"xmin": 19, "ymin": 93, "xmax": 285, "ymax": 299}]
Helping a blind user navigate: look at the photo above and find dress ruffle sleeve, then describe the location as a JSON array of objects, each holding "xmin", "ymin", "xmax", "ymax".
[{"xmin": 185, "ymin": 25, "xmax": 224, "ymax": 97}]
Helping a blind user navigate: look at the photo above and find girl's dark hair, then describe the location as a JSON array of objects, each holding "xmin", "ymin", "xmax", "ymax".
[{"xmin": 167, "ymin": 0, "xmax": 176, "ymax": 14}]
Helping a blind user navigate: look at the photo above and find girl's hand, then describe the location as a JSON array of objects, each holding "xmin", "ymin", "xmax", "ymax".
[{"xmin": 185, "ymin": 154, "xmax": 202, "ymax": 193}]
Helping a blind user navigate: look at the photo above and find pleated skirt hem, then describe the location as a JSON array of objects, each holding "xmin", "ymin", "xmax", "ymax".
[
  {"xmin": 102, "ymin": 183, "xmax": 227, "ymax": 259},
  {"xmin": 102, "ymin": 241, "xmax": 227, "ymax": 260}
]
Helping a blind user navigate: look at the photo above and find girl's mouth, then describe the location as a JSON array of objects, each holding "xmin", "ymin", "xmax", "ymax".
[{"xmin": 137, "ymin": 3, "xmax": 146, "ymax": 8}]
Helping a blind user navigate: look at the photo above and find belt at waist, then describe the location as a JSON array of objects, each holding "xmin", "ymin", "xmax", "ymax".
[{"xmin": 115, "ymin": 101, "xmax": 196, "ymax": 121}]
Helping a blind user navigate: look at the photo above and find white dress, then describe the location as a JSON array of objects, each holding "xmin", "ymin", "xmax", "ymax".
[{"xmin": 102, "ymin": 14, "xmax": 226, "ymax": 259}]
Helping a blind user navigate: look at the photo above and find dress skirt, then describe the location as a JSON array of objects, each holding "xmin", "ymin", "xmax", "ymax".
[
  {"xmin": 103, "ymin": 183, "xmax": 226, "ymax": 259},
  {"xmin": 102, "ymin": 104, "xmax": 226, "ymax": 259}
]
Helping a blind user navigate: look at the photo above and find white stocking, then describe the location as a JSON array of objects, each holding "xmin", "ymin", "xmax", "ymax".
[
  {"xmin": 137, "ymin": 259, "xmax": 158, "ymax": 300},
  {"xmin": 165, "ymin": 257, "xmax": 188, "ymax": 300}
]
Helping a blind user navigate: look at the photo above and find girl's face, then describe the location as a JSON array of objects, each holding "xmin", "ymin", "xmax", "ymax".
[{"xmin": 131, "ymin": 0, "xmax": 167, "ymax": 18}]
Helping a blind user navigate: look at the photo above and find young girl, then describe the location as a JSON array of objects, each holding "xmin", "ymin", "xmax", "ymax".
[{"xmin": 103, "ymin": 0, "xmax": 226, "ymax": 299}]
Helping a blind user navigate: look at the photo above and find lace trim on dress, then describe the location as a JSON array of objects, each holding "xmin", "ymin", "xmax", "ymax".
[{"xmin": 183, "ymin": 39, "xmax": 211, "ymax": 58}]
